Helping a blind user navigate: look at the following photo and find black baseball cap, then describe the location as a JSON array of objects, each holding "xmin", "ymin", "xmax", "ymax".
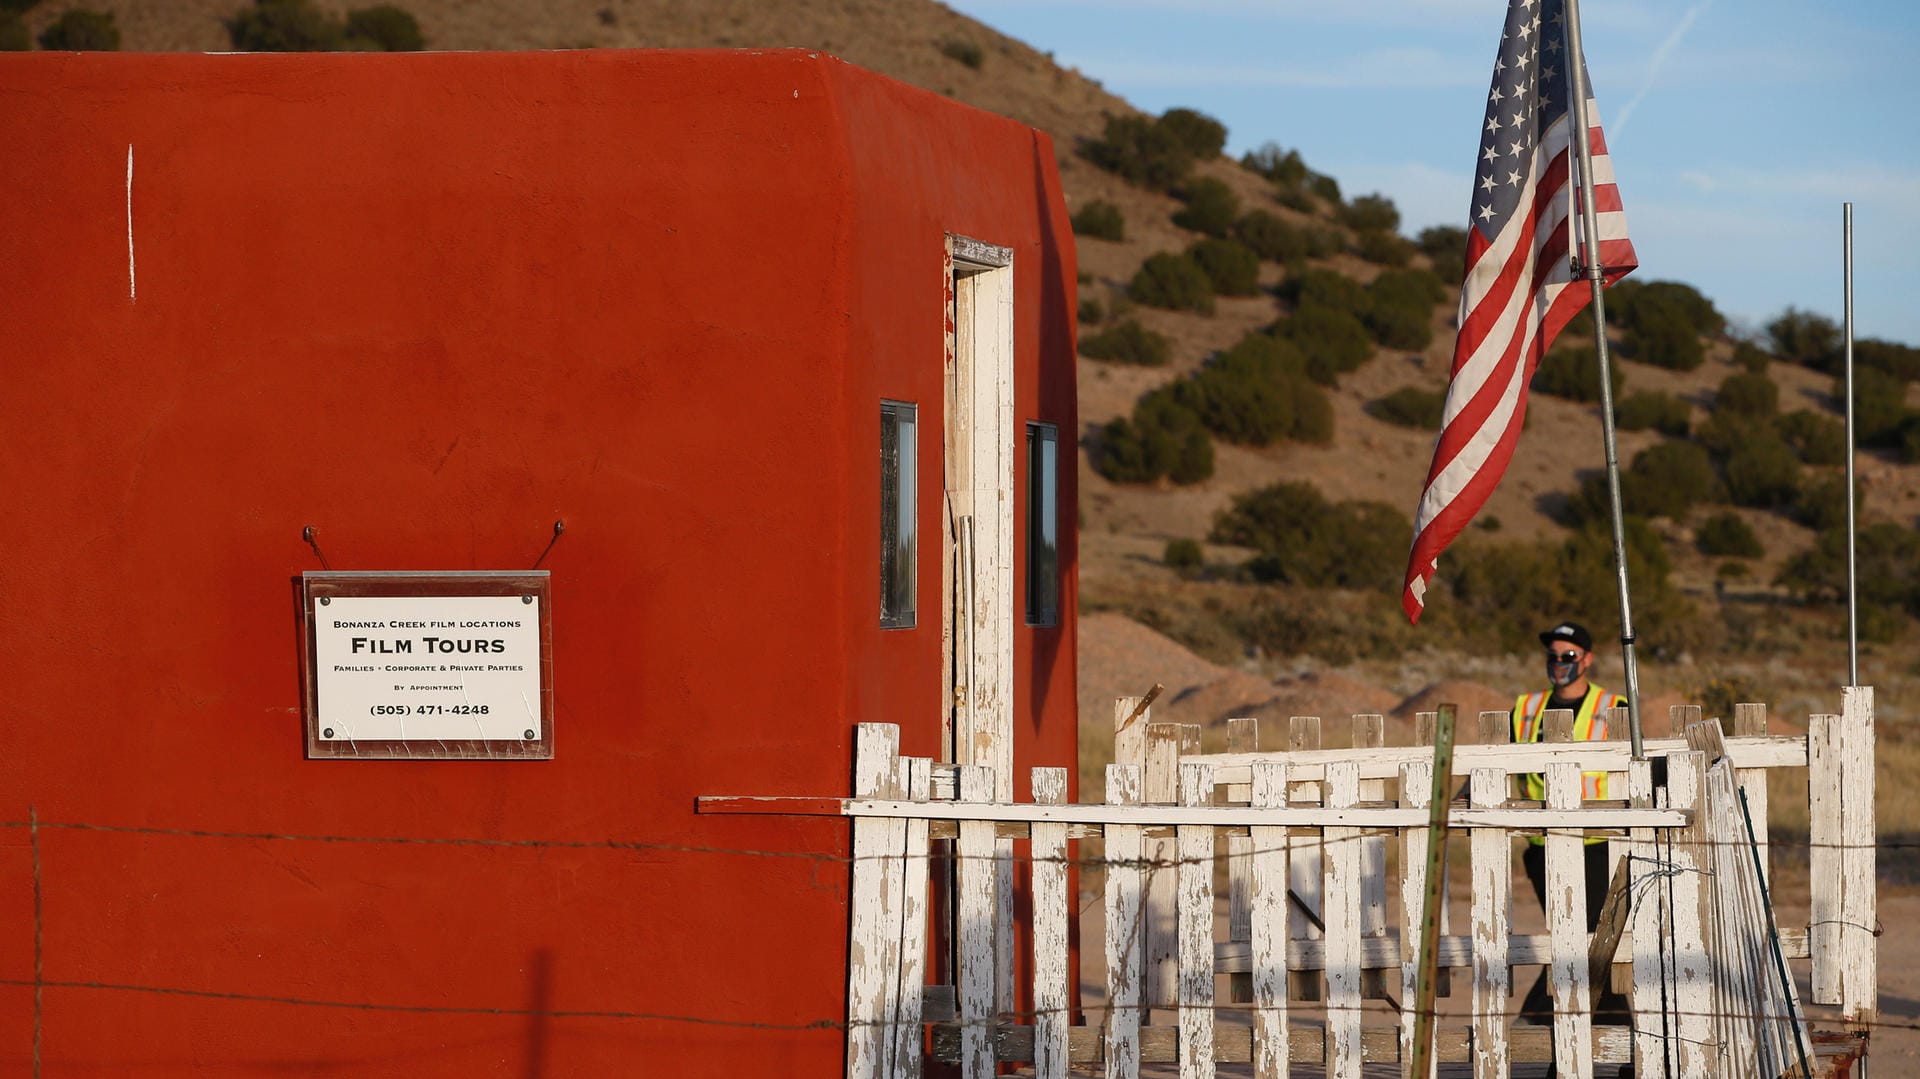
[{"xmin": 1539, "ymin": 621, "xmax": 1593, "ymax": 651}]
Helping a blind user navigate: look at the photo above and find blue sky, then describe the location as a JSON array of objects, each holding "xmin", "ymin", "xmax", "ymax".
[{"xmin": 945, "ymin": 0, "xmax": 1920, "ymax": 346}]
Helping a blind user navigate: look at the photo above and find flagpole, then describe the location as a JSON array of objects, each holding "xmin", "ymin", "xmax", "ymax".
[{"xmin": 1561, "ymin": 0, "xmax": 1646, "ymax": 759}]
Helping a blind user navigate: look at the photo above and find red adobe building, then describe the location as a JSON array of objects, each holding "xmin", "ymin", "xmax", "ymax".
[{"xmin": 0, "ymin": 48, "xmax": 1077, "ymax": 1075}]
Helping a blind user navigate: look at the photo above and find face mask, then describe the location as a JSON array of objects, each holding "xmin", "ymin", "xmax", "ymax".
[{"xmin": 1547, "ymin": 658, "xmax": 1581, "ymax": 688}]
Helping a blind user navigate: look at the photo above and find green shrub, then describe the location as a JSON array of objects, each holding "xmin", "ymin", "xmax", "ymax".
[
  {"xmin": 1416, "ymin": 225, "xmax": 1468, "ymax": 273},
  {"xmin": 1240, "ymin": 142, "xmax": 1308, "ymax": 186},
  {"xmin": 1210, "ymin": 482, "xmax": 1410, "ymax": 592},
  {"xmin": 1094, "ymin": 392, "xmax": 1213, "ymax": 485},
  {"xmin": 1275, "ymin": 304, "xmax": 1372, "ymax": 385},
  {"xmin": 1079, "ymin": 320, "xmax": 1170, "ymax": 366},
  {"xmin": 1791, "ymin": 474, "xmax": 1860, "ymax": 531},
  {"xmin": 1083, "ymin": 114, "xmax": 1194, "ymax": 191},
  {"xmin": 1071, "ymin": 199, "xmax": 1125, "ymax": 241},
  {"xmin": 1158, "ymin": 107, "xmax": 1228, "ymax": 159},
  {"xmin": 1901, "ymin": 416, "xmax": 1920, "ymax": 464},
  {"xmin": 1234, "ymin": 210, "xmax": 1307, "ymax": 264},
  {"xmin": 1164, "ymin": 538, "xmax": 1204, "ymax": 570},
  {"xmin": 1172, "ymin": 177, "xmax": 1239, "ymax": 238},
  {"xmin": 1614, "ymin": 391, "xmax": 1690, "ymax": 436},
  {"xmin": 1571, "ymin": 440, "xmax": 1719, "ymax": 522},
  {"xmin": 1858, "ymin": 338, "xmax": 1920, "ymax": 381},
  {"xmin": 1722, "ymin": 430, "xmax": 1802, "ymax": 508},
  {"xmin": 1129, "ymin": 252, "xmax": 1215, "ymax": 314},
  {"xmin": 1353, "ymin": 230, "xmax": 1415, "ymax": 267},
  {"xmin": 1077, "ymin": 297, "xmax": 1104, "ymax": 325},
  {"xmin": 1363, "ymin": 268, "xmax": 1444, "ymax": 350},
  {"xmin": 1277, "ymin": 268, "xmax": 1368, "ymax": 319},
  {"xmin": 39, "ymin": 9, "xmax": 119, "ymax": 49},
  {"xmin": 1714, "ymin": 372, "xmax": 1779, "ymax": 418},
  {"xmin": 1695, "ymin": 512, "xmax": 1763, "ymax": 558},
  {"xmin": 1367, "ymin": 386, "xmax": 1446, "ymax": 429},
  {"xmin": 1848, "ymin": 365, "xmax": 1912, "ymax": 446},
  {"xmin": 0, "ymin": 12, "xmax": 25, "ymax": 50},
  {"xmin": 1273, "ymin": 184, "xmax": 1316, "ymax": 213},
  {"xmin": 1302, "ymin": 227, "xmax": 1340, "ymax": 259},
  {"xmin": 1732, "ymin": 340, "xmax": 1772, "ymax": 374},
  {"xmin": 939, "ymin": 37, "xmax": 983, "ymax": 68},
  {"xmin": 1775, "ymin": 409, "xmax": 1847, "ymax": 465},
  {"xmin": 1532, "ymin": 346, "xmax": 1623, "ymax": 403},
  {"xmin": 1309, "ymin": 174, "xmax": 1342, "ymax": 205},
  {"xmin": 1778, "ymin": 522, "xmax": 1920, "ymax": 622},
  {"xmin": 1339, "ymin": 193, "xmax": 1400, "ymax": 234},
  {"xmin": 1562, "ymin": 307, "xmax": 1596, "ymax": 340},
  {"xmin": 1768, "ymin": 307, "xmax": 1842, "ymax": 373},
  {"xmin": 1610, "ymin": 280, "xmax": 1724, "ymax": 338},
  {"xmin": 344, "ymin": 4, "xmax": 421, "ymax": 50},
  {"xmin": 1187, "ymin": 238, "xmax": 1260, "ymax": 296},
  {"xmin": 1174, "ymin": 334, "xmax": 1316, "ymax": 446},
  {"xmin": 1618, "ymin": 293, "xmax": 1706, "ymax": 371},
  {"xmin": 226, "ymin": 0, "xmax": 346, "ymax": 49}
]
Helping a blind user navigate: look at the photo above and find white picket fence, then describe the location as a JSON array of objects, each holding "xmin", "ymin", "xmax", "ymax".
[{"xmin": 832, "ymin": 687, "xmax": 1874, "ymax": 1078}]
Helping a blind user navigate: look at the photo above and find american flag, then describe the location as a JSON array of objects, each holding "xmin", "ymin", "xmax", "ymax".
[{"xmin": 1401, "ymin": 0, "xmax": 1637, "ymax": 623}]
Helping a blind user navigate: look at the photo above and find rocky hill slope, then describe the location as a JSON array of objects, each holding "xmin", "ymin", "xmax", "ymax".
[{"xmin": 26, "ymin": 0, "xmax": 1920, "ymax": 746}]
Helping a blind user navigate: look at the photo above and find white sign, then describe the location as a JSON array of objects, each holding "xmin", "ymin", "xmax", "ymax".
[{"xmin": 312, "ymin": 594, "xmax": 543, "ymax": 743}]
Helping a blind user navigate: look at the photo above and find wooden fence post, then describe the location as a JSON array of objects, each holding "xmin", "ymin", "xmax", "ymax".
[
  {"xmin": 1627, "ymin": 756, "xmax": 1668, "ymax": 1075},
  {"xmin": 1250, "ymin": 761, "xmax": 1291, "ymax": 1079},
  {"xmin": 1323, "ymin": 760, "xmax": 1364, "ymax": 1079},
  {"xmin": 848, "ymin": 723, "xmax": 905, "ymax": 1079},
  {"xmin": 1104, "ymin": 764, "xmax": 1145, "ymax": 1079},
  {"xmin": 1227, "ymin": 717, "xmax": 1258, "ymax": 1006},
  {"xmin": 1176, "ymin": 762, "xmax": 1215, "ymax": 1079},
  {"xmin": 1808, "ymin": 712, "xmax": 1843, "ymax": 1005},
  {"xmin": 1469, "ymin": 767, "xmax": 1510, "ymax": 1079},
  {"xmin": 1839, "ymin": 685, "xmax": 1877, "ymax": 1024},
  {"xmin": 955, "ymin": 764, "xmax": 998, "ymax": 1079},
  {"xmin": 1352, "ymin": 715, "xmax": 1390, "ymax": 1001},
  {"xmin": 1031, "ymin": 767, "xmax": 1069, "ymax": 1079},
  {"xmin": 1288, "ymin": 716, "xmax": 1324, "ymax": 1002},
  {"xmin": 1666, "ymin": 748, "xmax": 1715, "ymax": 1076},
  {"xmin": 1544, "ymin": 762, "xmax": 1594, "ymax": 1077}
]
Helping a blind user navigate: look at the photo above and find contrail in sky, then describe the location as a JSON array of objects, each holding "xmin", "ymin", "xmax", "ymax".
[{"xmin": 1612, "ymin": 0, "xmax": 1714, "ymax": 139}]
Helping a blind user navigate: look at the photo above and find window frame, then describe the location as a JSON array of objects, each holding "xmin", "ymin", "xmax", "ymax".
[
  {"xmin": 880, "ymin": 400, "xmax": 918, "ymax": 629},
  {"xmin": 1024, "ymin": 420, "xmax": 1060, "ymax": 627}
]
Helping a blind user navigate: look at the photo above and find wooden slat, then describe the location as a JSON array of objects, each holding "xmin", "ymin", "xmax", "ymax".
[
  {"xmin": 1178, "ymin": 733, "xmax": 1807, "ymax": 784},
  {"xmin": 955, "ymin": 764, "xmax": 997, "ymax": 1079},
  {"xmin": 1176, "ymin": 762, "xmax": 1215, "ymax": 1079},
  {"xmin": 1469, "ymin": 768, "xmax": 1509, "ymax": 1079},
  {"xmin": 1627, "ymin": 757, "xmax": 1667, "ymax": 1075},
  {"xmin": 1323, "ymin": 760, "xmax": 1363, "ymax": 1079},
  {"xmin": 1144, "ymin": 722, "xmax": 1184, "ymax": 1013},
  {"xmin": 1227, "ymin": 717, "xmax": 1257, "ymax": 1007},
  {"xmin": 895, "ymin": 757, "xmax": 932, "ymax": 1079},
  {"xmin": 1030, "ymin": 767, "xmax": 1069, "ymax": 1079},
  {"xmin": 1398, "ymin": 760, "xmax": 1434, "ymax": 1078},
  {"xmin": 1288, "ymin": 715, "xmax": 1324, "ymax": 1002},
  {"xmin": 1666, "ymin": 749, "xmax": 1714, "ymax": 1076},
  {"xmin": 1250, "ymin": 761, "xmax": 1290, "ymax": 1079},
  {"xmin": 1478, "ymin": 709, "xmax": 1511, "ymax": 745},
  {"xmin": 1733, "ymin": 702, "xmax": 1770, "ymax": 888},
  {"xmin": 1104, "ymin": 764, "xmax": 1145, "ymax": 1079},
  {"xmin": 1840, "ymin": 685, "xmax": 1877, "ymax": 1023},
  {"xmin": 1544, "ymin": 762, "xmax": 1593, "ymax": 1078},
  {"xmin": 838, "ymin": 799, "xmax": 1688, "ymax": 830},
  {"xmin": 1352, "ymin": 715, "xmax": 1390, "ymax": 1001},
  {"xmin": 1808, "ymin": 712, "xmax": 1842, "ymax": 1005},
  {"xmin": 847, "ymin": 723, "xmax": 904, "ymax": 1079},
  {"xmin": 1210, "ymin": 926, "xmax": 1812, "ymax": 972}
]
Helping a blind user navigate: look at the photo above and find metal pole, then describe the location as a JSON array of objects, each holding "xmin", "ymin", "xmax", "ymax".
[
  {"xmin": 1844, "ymin": 203, "xmax": 1859, "ymax": 688},
  {"xmin": 1409, "ymin": 703, "xmax": 1457, "ymax": 1079},
  {"xmin": 1563, "ymin": 0, "xmax": 1645, "ymax": 759}
]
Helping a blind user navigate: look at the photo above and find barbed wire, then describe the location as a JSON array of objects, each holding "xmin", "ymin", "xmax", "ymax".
[{"xmin": 1, "ymin": 815, "xmax": 1909, "ymax": 874}]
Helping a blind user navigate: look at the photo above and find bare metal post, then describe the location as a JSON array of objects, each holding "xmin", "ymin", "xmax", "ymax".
[
  {"xmin": 1844, "ymin": 202, "xmax": 1859, "ymax": 687},
  {"xmin": 1563, "ymin": 0, "xmax": 1645, "ymax": 759}
]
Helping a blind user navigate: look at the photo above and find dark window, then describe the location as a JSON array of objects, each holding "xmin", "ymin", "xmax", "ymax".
[
  {"xmin": 1026, "ymin": 421, "xmax": 1059, "ymax": 626},
  {"xmin": 881, "ymin": 401, "xmax": 917, "ymax": 629}
]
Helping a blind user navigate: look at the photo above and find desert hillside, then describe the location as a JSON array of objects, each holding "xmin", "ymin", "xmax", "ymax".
[{"xmin": 17, "ymin": 0, "xmax": 1920, "ymax": 751}]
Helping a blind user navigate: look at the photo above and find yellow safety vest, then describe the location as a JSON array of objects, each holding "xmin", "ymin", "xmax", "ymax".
[{"xmin": 1512, "ymin": 684, "xmax": 1623, "ymax": 845}]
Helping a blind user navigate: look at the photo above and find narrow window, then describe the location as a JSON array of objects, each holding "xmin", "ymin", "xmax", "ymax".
[
  {"xmin": 881, "ymin": 401, "xmax": 917, "ymax": 628},
  {"xmin": 1026, "ymin": 421, "xmax": 1059, "ymax": 626}
]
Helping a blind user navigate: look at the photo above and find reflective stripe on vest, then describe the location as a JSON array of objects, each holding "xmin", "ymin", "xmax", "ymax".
[{"xmin": 1510, "ymin": 683, "xmax": 1623, "ymax": 803}]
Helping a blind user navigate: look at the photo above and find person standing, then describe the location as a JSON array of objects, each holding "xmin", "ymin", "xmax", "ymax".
[{"xmin": 1513, "ymin": 620, "xmax": 1627, "ymax": 1023}]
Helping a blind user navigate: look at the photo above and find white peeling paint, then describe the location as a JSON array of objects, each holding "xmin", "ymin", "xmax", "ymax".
[{"xmin": 125, "ymin": 144, "xmax": 136, "ymax": 303}]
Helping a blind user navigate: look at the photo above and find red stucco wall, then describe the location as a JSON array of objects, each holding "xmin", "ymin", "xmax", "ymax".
[{"xmin": 0, "ymin": 49, "xmax": 1076, "ymax": 1076}]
